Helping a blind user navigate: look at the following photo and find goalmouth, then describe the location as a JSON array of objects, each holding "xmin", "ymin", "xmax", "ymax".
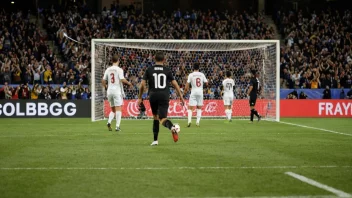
[{"xmin": 91, "ymin": 39, "xmax": 280, "ymax": 122}]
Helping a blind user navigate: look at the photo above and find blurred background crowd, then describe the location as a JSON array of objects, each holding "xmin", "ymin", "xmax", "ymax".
[{"xmin": 1, "ymin": 0, "xmax": 352, "ymax": 99}]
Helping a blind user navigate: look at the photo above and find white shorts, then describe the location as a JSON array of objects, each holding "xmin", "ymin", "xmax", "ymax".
[
  {"xmin": 108, "ymin": 93, "xmax": 123, "ymax": 107},
  {"xmin": 223, "ymin": 95, "xmax": 234, "ymax": 106},
  {"xmin": 189, "ymin": 94, "xmax": 203, "ymax": 106}
]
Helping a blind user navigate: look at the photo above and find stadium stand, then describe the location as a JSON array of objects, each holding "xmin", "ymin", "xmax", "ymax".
[{"xmin": 1, "ymin": 0, "xmax": 352, "ymax": 99}]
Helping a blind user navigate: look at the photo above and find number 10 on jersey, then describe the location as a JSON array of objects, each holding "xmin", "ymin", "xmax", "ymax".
[{"xmin": 153, "ymin": 73, "xmax": 166, "ymax": 89}]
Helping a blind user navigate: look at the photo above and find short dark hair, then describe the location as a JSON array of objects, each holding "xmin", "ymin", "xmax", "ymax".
[
  {"xmin": 112, "ymin": 55, "xmax": 119, "ymax": 63},
  {"xmin": 155, "ymin": 52, "xmax": 165, "ymax": 62},
  {"xmin": 226, "ymin": 71, "xmax": 232, "ymax": 77},
  {"xmin": 193, "ymin": 63, "xmax": 200, "ymax": 70}
]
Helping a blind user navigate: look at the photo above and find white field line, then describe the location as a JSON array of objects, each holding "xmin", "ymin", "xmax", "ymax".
[
  {"xmin": 168, "ymin": 196, "xmax": 338, "ymax": 198},
  {"xmin": 0, "ymin": 132, "xmax": 333, "ymax": 138},
  {"xmin": 279, "ymin": 122, "xmax": 352, "ymax": 137},
  {"xmin": 0, "ymin": 133, "xmax": 229, "ymax": 138},
  {"xmin": 285, "ymin": 172, "xmax": 352, "ymax": 198},
  {"xmin": 0, "ymin": 165, "xmax": 351, "ymax": 171}
]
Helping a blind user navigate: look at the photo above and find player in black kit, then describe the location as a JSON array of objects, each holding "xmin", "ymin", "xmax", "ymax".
[
  {"xmin": 138, "ymin": 52, "xmax": 185, "ymax": 146},
  {"xmin": 247, "ymin": 72, "xmax": 262, "ymax": 123}
]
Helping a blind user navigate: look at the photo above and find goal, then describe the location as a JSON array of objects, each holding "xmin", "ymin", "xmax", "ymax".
[{"xmin": 91, "ymin": 40, "xmax": 280, "ymax": 122}]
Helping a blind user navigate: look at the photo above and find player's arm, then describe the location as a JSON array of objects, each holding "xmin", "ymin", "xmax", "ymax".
[
  {"xmin": 247, "ymin": 79, "xmax": 253, "ymax": 96},
  {"xmin": 138, "ymin": 69, "xmax": 148, "ymax": 104},
  {"xmin": 119, "ymin": 69, "xmax": 133, "ymax": 87},
  {"xmin": 138, "ymin": 80, "xmax": 146, "ymax": 100},
  {"xmin": 183, "ymin": 74, "xmax": 191, "ymax": 94},
  {"xmin": 102, "ymin": 70, "xmax": 108, "ymax": 90},
  {"xmin": 121, "ymin": 79, "xmax": 132, "ymax": 87},
  {"xmin": 184, "ymin": 82, "xmax": 190, "ymax": 95},
  {"xmin": 171, "ymin": 80, "xmax": 185, "ymax": 105},
  {"xmin": 203, "ymin": 74, "xmax": 209, "ymax": 87},
  {"xmin": 168, "ymin": 70, "xmax": 184, "ymax": 105}
]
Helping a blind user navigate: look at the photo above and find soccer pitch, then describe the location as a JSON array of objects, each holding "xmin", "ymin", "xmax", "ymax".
[{"xmin": 0, "ymin": 118, "xmax": 351, "ymax": 198}]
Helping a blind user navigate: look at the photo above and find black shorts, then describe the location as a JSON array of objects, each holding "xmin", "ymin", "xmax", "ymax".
[
  {"xmin": 149, "ymin": 93, "xmax": 169, "ymax": 119},
  {"xmin": 249, "ymin": 95, "xmax": 257, "ymax": 107}
]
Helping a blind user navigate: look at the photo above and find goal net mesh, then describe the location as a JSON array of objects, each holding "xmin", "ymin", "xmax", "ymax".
[{"xmin": 92, "ymin": 41, "xmax": 278, "ymax": 121}]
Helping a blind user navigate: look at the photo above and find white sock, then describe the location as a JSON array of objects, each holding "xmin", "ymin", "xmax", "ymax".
[
  {"xmin": 116, "ymin": 111, "xmax": 122, "ymax": 127},
  {"xmin": 108, "ymin": 112, "xmax": 115, "ymax": 124},
  {"xmin": 187, "ymin": 110, "xmax": 192, "ymax": 124},
  {"xmin": 225, "ymin": 109, "xmax": 229, "ymax": 120},
  {"xmin": 196, "ymin": 109, "xmax": 202, "ymax": 124},
  {"xmin": 228, "ymin": 110, "xmax": 232, "ymax": 120}
]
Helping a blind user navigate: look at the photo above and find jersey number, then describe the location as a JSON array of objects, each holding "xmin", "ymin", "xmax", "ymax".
[
  {"xmin": 196, "ymin": 78, "xmax": 201, "ymax": 87},
  {"xmin": 226, "ymin": 83, "xmax": 232, "ymax": 90},
  {"xmin": 110, "ymin": 73, "xmax": 115, "ymax": 83},
  {"xmin": 153, "ymin": 73, "xmax": 166, "ymax": 89}
]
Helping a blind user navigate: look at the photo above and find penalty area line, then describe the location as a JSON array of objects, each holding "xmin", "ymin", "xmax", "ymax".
[
  {"xmin": 285, "ymin": 172, "xmax": 351, "ymax": 198},
  {"xmin": 279, "ymin": 122, "xmax": 352, "ymax": 137},
  {"xmin": 1, "ymin": 165, "xmax": 351, "ymax": 171},
  {"xmin": 168, "ymin": 195, "xmax": 339, "ymax": 198}
]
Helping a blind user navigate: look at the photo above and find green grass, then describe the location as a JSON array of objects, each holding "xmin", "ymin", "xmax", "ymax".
[{"xmin": 0, "ymin": 118, "xmax": 351, "ymax": 198}]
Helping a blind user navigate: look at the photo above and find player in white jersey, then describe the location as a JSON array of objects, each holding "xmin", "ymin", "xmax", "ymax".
[
  {"xmin": 222, "ymin": 71, "xmax": 235, "ymax": 122},
  {"xmin": 102, "ymin": 55, "xmax": 133, "ymax": 132},
  {"xmin": 183, "ymin": 63, "xmax": 208, "ymax": 127}
]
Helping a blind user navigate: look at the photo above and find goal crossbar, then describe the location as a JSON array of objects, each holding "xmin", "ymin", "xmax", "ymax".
[{"xmin": 91, "ymin": 39, "xmax": 280, "ymax": 122}]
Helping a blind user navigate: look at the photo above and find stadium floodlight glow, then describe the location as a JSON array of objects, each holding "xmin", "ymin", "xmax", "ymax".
[
  {"xmin": 11, "ymin": 1, "xmax": 15, "ymax": 4},
  {"xmin": 91, "ymin": 39, "xmax": 280, "ymax": 122}
]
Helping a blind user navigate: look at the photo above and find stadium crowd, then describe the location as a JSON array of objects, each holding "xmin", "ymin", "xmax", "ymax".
[
  {"xmin": 276, "ymin": 8, "xmax": 352, "ymax": 90},
  {"xmin": 1, "ymin": 0, "xmax": 352, "ymax": 100}
]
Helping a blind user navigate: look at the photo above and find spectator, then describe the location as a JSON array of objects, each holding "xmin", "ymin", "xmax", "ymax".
[
  {"xmin": 12, "ymin": 86, "xmax": 20, "ymax": 100},
  {"xmin": 44, "ymin": 66, "xmax": 53, "ymax": 84},
  {"xmin": 39, "ymin": 87, "xmax": 51, "ymax": 100},
  {"xmin": 322, "ymin": 86, "xmax": 331, "ymax": 99},
  {"xmin": 4, "ymin": 82, "xmax": 12, "ymax": 99},
  {"xmin": 347, "ymin": 89, "xmax": 352, "ymax": 99},
  {"xmin": 20, "ymin": 83, "xmax": 30, "ymax": 99},
  {"xmin": 31, "ymin": 84, "xmax": 41, "ymax": 99},
  {"xmin": 299, "ymin": 91, "xmax": 308, "ymax": 99},
  {"xmin": 340, "ymin": 88, "xmax": 345, "ymax": 99},
  {"xmin": 60, "ymin": 82, "xmax": 68, "ymax": 100}
]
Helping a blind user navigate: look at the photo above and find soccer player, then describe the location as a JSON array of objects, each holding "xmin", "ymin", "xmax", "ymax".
[
  {"xmin": 247, "ymin": 72, "xmax": 262, "ymax": 123},
  {"xmin": 102, "ymin": 55, "xmax": 133, "ymax": 131},
  {"xmin": 138, "ymin": 52, "xmax": 185, "ymax": 146},
  {"xmin": 183, "ymin": 63, "xmax": 208, "ymax": 127},
  {"xmin": 222, "ymin": 71, "xmax": 235, "ymax": 122}
]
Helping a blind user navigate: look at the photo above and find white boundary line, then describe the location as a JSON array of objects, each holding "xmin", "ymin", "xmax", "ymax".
[
  {"xmin": 1, "ymin": 165, "xmax": 351, "ymax": 170},
  {"xmin": 285, "ymin": 172, "xmax": 351, "ymax": 198},
  {"xmin": 279, "ymin": 122, "xmax": 352, "ymax": 137},
  {"xmin": 168, "ymin": 196, "xmax": 338, "ymax": 198},
  {"xmin": 0, "ymin": 132, "xmax": 335, "ymax": 138}
]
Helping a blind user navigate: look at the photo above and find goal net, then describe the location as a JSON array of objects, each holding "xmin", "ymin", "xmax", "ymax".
[{"xmin": 91, "ymin": 40, "xmax": 280, "ymax": 122}]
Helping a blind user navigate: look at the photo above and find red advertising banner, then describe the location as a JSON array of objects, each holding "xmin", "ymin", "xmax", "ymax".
[
  {"xmin": 104, "ymin": 99, "xmax": 274, "ymax": 118},
  {"xmin": 280, "ymin": 100, "xmax": 352, "ymax": 117}
]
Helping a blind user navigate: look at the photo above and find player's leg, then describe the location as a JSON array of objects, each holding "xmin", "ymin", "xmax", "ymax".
[
  {"xmin": 114, "ymin": 95, "xmax": 123, "ymax": 131},
  {"xmin": 227, "ymin": 97, "xmax": 233, "ymax": 121},
  {"xmin": 223, "ymin": 96, "xmax": 231, "ymax": 121},
  {"xmin": 107, "ymin": 94, "xmax": 116, "ymax": 131},
  {"xmin": 249, "ymin": 96, "xmax": 261, "ymax": 123},
  {"xmin": 187, "ymin": 106, "xmax": 194, "ymax": 127},
  {"xmin": 149, "ymin": 96, "xmax": 159, "ymax": 146},
  {"xmin": 195, "ymin": 95, "xmax": 203, "ymax": 126},
  {"xmin": 159, "ymin": 100, "xmax": 178, "ymax": 142},
  {"xmin": 187, "ymin": 95, "xmax": 196, "ymax": 127}
]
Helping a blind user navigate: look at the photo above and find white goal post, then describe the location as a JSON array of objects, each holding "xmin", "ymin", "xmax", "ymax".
[{"xmin": 91, "ymin": 39, "xmax": 280, "ymax": 122}]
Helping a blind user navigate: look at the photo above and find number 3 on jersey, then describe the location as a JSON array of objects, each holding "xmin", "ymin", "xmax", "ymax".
[
  {"xmin": 110, "ymin": 73, "xmax": 115, "ymax": 83},
  {"xmin": 153, "ymin": 73, "xmax": 166, "ymax": 89}
]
